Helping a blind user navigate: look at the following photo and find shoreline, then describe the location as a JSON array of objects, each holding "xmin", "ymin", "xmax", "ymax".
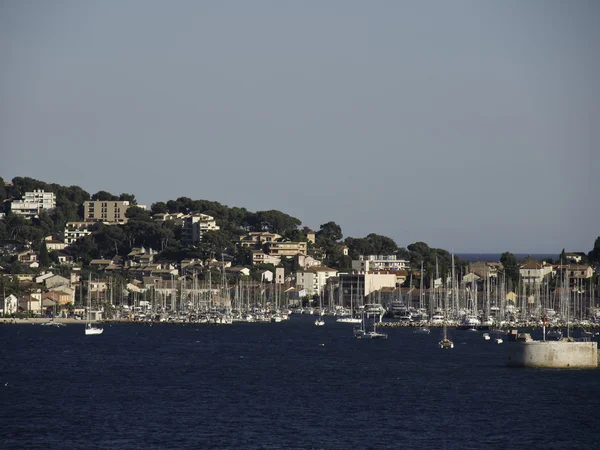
[{"xmin": 2, "ymin": 317, "xmax": 599, "ymax": 331}]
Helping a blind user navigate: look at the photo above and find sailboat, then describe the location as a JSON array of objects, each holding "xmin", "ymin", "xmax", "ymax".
[
  {"xmin": 336, "ymin": 277, "xmax": 361, "ymax": 323},
  {"xmin": 314, "ymin": 290, "xmax": 325, "ymax": 326},
  {"xmin": 85, "ymin": 275, "xmax": 104, "ymax": 336},
  {"xmin": 363, "ymin": 310, "xmax": 388, "ymax": 340},
  {"xmin": 439, "ymin": 253, "xmax": 454, "ymax": 349}
]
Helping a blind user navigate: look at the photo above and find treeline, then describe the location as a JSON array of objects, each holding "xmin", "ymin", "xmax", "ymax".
[{"xmin": 1, "ymin": 177, "xmax": 598, "ymax": 285}]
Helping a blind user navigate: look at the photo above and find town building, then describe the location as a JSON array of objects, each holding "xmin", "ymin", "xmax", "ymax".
[
  {"xmin": 84, "ymin": 200, "xmax": 133, "ymax": 223},
  {"xmin": 10, "ymin": 190, "xmax": 56, "ymax": 218},
  {"xmin": 239, "ymin": 232, "xmax": 282, "ymax": 249},
  {"xmin": 265, "ymin": 241, "xmax": 307, "ymax": 257},
  {"xmin": 181, "ymin": 214, "xmax": 220, "ymax": 246},
  {"xmin": 519, "ymin": 261, "xmax": 553, "ymax": 286},
  {"xmin": 296, "ymin": 266, "xmax": 337, "ymax": 297},
  {"xmin": 352, "ymin": 255, "xmax": 409, "ymax": 272},
  {"xmin": 555, "ymin": 264, "xmax": 594, "ymax": 288},
  {"xmin": 61, "ymin": 222, "xmax": 100, "ymax": 245},
  {"xmin": 338, "ymin": 272, "xmax": 397, "ymax": 307}
]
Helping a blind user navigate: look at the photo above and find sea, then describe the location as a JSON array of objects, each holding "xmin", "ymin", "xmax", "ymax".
[
  {"xmin": 457, "ymin": 253, "xmax": 558, "ymax": 263},
  {"xmin": 1, "ymin": 316, "xmax": 598, "ymax": 450}
]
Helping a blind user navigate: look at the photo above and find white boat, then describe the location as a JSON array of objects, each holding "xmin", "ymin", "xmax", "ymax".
[
  {"xmin": 41, "ymin": 319, "xmax": 65, "ymax": 327},
  {"xmin": 363, "ymin": 313, "xmax": 387, "ymax": 339},
  {"xmin": 363, "ymin": 330, "xmax": 388, "ymax": 340},
  {"xmin": 439, "ymin": 338, "xmax": 454, "ymax": 349},
  {"xmin": 482, "ymin": 333, "xmax": 491, "ymax": 340},
  {"xmin": 495, "ymin": 337, "xmax": 503, "ymax": 344},
  {"xmin": 413, "ymin": 326, "xmax": 431, "ymax": 335},
  {"xmin": 336, "ymin": 315, "xmax": 362, "ymax": 324},
  {"xmin": 85, "ymin": 322, "xmax": 104, "ymax": 335},
  {"xmin": 440, "ymin": 323, "xmax": 454, "ymax": 348},
  {"xmin": 363, "ymin": 303, "xmax": 385, "ymax": 320}
]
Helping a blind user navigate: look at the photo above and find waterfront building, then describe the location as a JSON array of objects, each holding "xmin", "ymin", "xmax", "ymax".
[
  {"xmin": 519, "ymin": 261, "xmax": 553, "ymax": 286},
  {"xmin": 296, "ymin": 266, "xmax": 337, "ymax": 297},
  {"xmin": 10, "ymin": 190, "xmax": 56, "ymax": 218},
  {"xmin": 338, "ymin": 271, "xmax": 397, "ymax": 307},
  {"xmin": 468, "ymin": 261, "xmax": 501, "ymax": 278},
  {"xmin": 352, "ymin": 255, "xmax": 409, "ymax": 272},
  {"xmin": 555, "ymin": 264, "xmax": 594, "ymax": 288}
]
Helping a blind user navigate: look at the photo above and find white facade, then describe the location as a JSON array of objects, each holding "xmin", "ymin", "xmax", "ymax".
[
  {"xmin": 296, "ymin": 267, "xmax": 337, "ymax": 296},
  {"xmin": 519, "ymin": 262, "xmax": 553, "ymax": 286},
  {"xmin": 62, "ymin": 222, "xmax": 98, "ymax": 245},
  {"xmin": 352, "ymin": 255, "xmax": 409, "ymax": 272},
  {"xmin": 2, "ymin": 294, "xmax": 18, "ymax": 316},
  {"xmin": 182, "ymin": 214, "xmax": 220, "ymax": 246},
  {"xmin": 10, "ymin": 190, "xmax": 56, "ymax": 218}
]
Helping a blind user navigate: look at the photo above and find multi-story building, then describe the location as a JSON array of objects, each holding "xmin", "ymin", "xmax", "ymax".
[
  {"xmin": 252, "ymin": 250, "xmax": 281, "ymax": 266},
  {"xmin": 181, "ymin": 214, "xmax": 220, "ymax": 246},
  {"xmin": 238, "ymin": 232, "xmax": 282, "ymax": 248},
  {"xmin": 10, "ymin": 190, "xmax": 56, "ymax": 218},
  {"xmin": 556, "ymin": 264, "xmax": 594, "ymax": 288},
  {"xmin": 296, "ymin": 267, "xmax": 337, "ymax": 296},
  {"xmin": 61, "ymin": 222, "xmax": 100, "ymax": 245},
  {"xmin": 519, "ymin": 261, "xmax": 553, "ymax": 286},
  {"xmin": 84, "ymin": 201, "xmax": 133, "ymax": 223},
  {"xmin": 265, "ymin": 241, "xmax": 307, "ymax": 257},
  {"xmin": 468, "ymin": 261, "xmax": 501, "ymax": 278},
  {"xmin": 338, "ymin": 272, "xmax": 397, "ymax": 307},
  {"xmin": 352, "ymin": 255, "xmax": 409, "ymax": 272}
]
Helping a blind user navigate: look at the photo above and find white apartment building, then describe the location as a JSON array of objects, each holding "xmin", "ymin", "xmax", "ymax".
[
  {"xmin": 62, "ymin": 222, "xmax": 99, "ymax": 245},
  {"xmin": 352, "ymin": 255, "xmax": 409, "ymax": 272},
  {"xmin": 10, "ymin": 190, "xmax": 56, "ymax": 218},
  {"xmin": 519, "ymin": 261, "xmax": 554, "ymax": 286},
  {"xmin": 182, "ymin": 214, "xmax": 220, "ymax": 246},
  {"xmin": 296, "ymin": 267, "xmax": 338, "ymax": 296}
]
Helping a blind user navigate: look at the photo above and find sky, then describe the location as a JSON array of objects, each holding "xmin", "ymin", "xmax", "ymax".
[{"xmin": 1, "ymin": 0, "xmax": 599, "ymax": 253}]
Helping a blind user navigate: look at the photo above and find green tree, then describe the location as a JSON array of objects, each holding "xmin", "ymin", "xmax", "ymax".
[
  {"xmin": 125, "ymin": 206, "xmax": 153, "ymax": 222},
  {"xmin": 233, "ymin": 247, "xmax": 253, "ymax": 266},
  {"xmin": 253, "ymin": 210, "xmax": 301, "ymax": 235},
  {"xmin": 91, "ymin": 191, "xmax": 119, "ymax": 201},
  {"xmin": 151, "ymin": 202, "xmax": 168, "ymax": 214},
  {"xmin": 39, "ymin": 241, "xmax": 51, "ymax": 267},
  {"xmin": 119, "ymin": 193, "xmax": 137, "ymax": 205},
  {"xmin": 500, "ymin": 252, "xmax": 520, "ymax": 287},
  {"xmin": 316, "ymin": 221, "xmax": 343, "ymax": 243},
  {"xmin": 588, "ymin": 237, "xmax": 600, "ymax": 267}
]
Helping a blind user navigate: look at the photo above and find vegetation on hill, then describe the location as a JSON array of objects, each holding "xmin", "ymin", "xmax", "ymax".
[{"xmin": 0, "ymin": 177, "xmax": 597, "ymax": 289}]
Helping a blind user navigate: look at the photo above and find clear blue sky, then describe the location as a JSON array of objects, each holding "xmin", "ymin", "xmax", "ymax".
[{"xmin": 1, "ymin": 0, "xmax": 598, "ymax": 253}]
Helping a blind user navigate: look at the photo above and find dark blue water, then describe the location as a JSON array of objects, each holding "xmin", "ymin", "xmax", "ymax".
[
  {"xmin": 1, "ymin": 317, "xmax": 598, "ymax": 449},
  {"xmin": 458, "ymin": 253, "xmax": 558, "ymax": 263}
]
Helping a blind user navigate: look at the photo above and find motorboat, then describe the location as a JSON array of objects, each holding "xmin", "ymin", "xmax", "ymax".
[
  {"xmin": 85, "ymin": 323, "xmax": 104, "ymax": 335},
  {"xmin": 336, "ymin": 315, "xmax": 362, "ymax": 324},
  {"xmin": 482, "ymin": 333, "xmax": 491, "ymax": 340},
  {"xmin": 439, "ymin": 338, "xmax": 454, "ymax": 349},
  {"xmin": 413, "ymin": 326, "xmax": 431, "ymax": 335},
  {"xmin": 363, "ymin": 330, "xmax": 388, "ymax": 340}
]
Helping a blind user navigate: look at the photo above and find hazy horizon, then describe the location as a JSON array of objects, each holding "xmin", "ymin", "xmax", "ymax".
[{"xmin": 2, "ymin": 1, "xmax": 599, "ymax": 253}]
